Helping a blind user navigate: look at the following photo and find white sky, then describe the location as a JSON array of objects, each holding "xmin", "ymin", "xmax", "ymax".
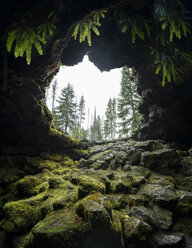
[{"xmin": 47, "ymin": 55, "xmax": 122, "ymax": 127}]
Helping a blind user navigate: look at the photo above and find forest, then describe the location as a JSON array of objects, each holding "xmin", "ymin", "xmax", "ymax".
[{"xmin": 45, "ymin": 66, "xmax": 141, "ymax": 141}]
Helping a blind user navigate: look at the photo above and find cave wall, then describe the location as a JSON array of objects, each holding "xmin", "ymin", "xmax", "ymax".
[{"xmin": 0, "ymin": 0, "xmax": 192, "ymax": 155}]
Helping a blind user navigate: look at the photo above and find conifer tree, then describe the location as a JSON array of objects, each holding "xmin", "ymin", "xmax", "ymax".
[
  {"xmin": 54, "ymin": 83, "xmax": 76, "ymax": 134},
  {"xmin": 51, "ymin": 79, "xmax": 58, "ymax": 112},
  {"xmin": 118, "ymin": 66, "xmax": 141, "ymax": 137},
  {"xmin": 78, "ymin": 96, "xmax": 86, "ymax": 135},
  {"xmin": 104, "ymin": 97, "xmax": 117, "ymax": 140}
]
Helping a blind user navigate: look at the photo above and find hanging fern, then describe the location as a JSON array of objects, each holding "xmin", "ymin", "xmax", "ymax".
[
  {"xmin": 72, "ymin": 9, "xmax": 107, "ymax": 46},
  {"xmin": 6, "ymin": 12, "xmax": 57, "ymax": 65},
  {"xmin": 114, "ymin": 9, "xmax": 152, "ymax": 44},
  {"xmin": 150, "ymin": 47, "xmax": 183, "ymax": 86},
  {"xmin": 154, "ymin": 0, "xmax": 191, "ymax": 42}
]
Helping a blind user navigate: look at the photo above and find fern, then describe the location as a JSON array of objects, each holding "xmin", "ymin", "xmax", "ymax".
[
  {"xmin": 154, "ymin": 0, "xmax": 191, "ymax": 42},
  {"xmin": 117, "ymin": 11, "xmax": 152, "ymax": 44},
  {"xmin": 72, "ymin": 9, "xmax": 107, "ymax": 46},
  {"xmin": 150, "ymin": 47, "xmax": 181, "ymax": 86},
  {"xmin": 6, "ymin": 12, "xmax": 57, "ymax": 65}
]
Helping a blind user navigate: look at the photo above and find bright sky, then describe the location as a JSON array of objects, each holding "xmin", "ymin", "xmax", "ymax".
[{"xmin": 47, "ymin": 55, "xmax": 122, "ymax": 127}]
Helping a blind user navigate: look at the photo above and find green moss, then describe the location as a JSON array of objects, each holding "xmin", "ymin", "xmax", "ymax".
[
  {"xmin": 12, "ymin": 232, "xmax": 34, "ymax": 248},
  {"xmin": 75, "ymin": 175, "xmax": 105, "ymax": 198},
  {"xmin": 32, "ymin": 208, "xmax": 89, "ymax": 246},
  {"xmin": 75, "ymin": 192, "xmax": 112, "ymax": 218},
  {"xmin": 16, "ymin": 175, "xmax": 41, "ymax": 196},
  {"xmin": 63, "ymin": 156, "xmax": 74, "ymax": 167},
  {"xmin": 1, "ymin": 200, "xmax": 42, "ymax": 233},
  {"xmin": 111, "ymin": 210, "xmax": 124, "ymax": 248}
]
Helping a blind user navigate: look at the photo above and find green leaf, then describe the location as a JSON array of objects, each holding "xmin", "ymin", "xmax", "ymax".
[
  {"xmin": 92, "ymin": 25, "xmax": 100, "ymax": 36},
  {"xmin": 162, "ymin": 21, "xmax": 169, "ymax": 30},
  {"xmin": 72, "ymin": 23, "xmax": 80, "ymax": 40},
  {"xmin": 34, "ymin": 39, "xmax": 43, "ymax": 55},
  {"xmin": 122, "ymin": 24, "xmax": 128, "ymax": 33},
  {"xmin": 156, "ymin": 64, "xmax": 162, "ymax": 74}
]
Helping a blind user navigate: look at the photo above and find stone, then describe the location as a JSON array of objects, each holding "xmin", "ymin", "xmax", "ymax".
[
  {"xmin": 109, "ymin": 159, "xmax": 118, "ymax": 170},
  {"xmin": 128, "ymin": 206, "xmax": 154, "ymax": 226},
  {"xmin": 140, "ymin": 183, "xmax": 177, "ymax": 209},
  {"xmin": 152, "ymin": 232, "xmax": 185, "ymax": 248},
  {"xmin": 176, "ymin": 190, "xmax": 192, "ymax": 217},
  {"xmin": 1, "ymin": 200, "xmax": 42, "ymax": 233},
  {"xmin": 125, "ymin": 149, "xmax": 141, "ymax": 165},
  {"xmin": 180, "ymin": 157, "xmax": 192, "ymax": 176},
  {"xmin": 91, "ymin": 160, "xmax": 108, "ymax": 170},
  {"xmin": 152, "ymin": 205, "xmax": 173, "ymax": 230},
  {"xmin": 75, "ymin": 193, "xmax": 112, "ymax": 229},
  {"xmin": 106, "ymin": 171, "xmax": 115, "ymax": 180},
  {"xmin": 31, "ymin": 209, "xmax": 89, "ymax": 248},
  {"xmin": 141, "ymin": 149, "xmax": 180, "ymax": 170},
  {"xmin": 123, "ymin": 217, "xmax": 152, "ymax": 242}
]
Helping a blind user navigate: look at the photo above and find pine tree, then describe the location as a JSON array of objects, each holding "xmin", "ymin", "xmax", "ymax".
[
  {"xmin": 78, "ymin": 96, "xmax": 86, "ymax": 135},
  {"xmin": 118, "ymin": 66, "xmax": 141, "ymax": 137},
  {"xmin": 104, "ymin": 97, "xmax": 117, "ymax": 140},
  {"xmin": 54, "ymin": 83, "xmax": 76, "ymax": 134},
  {"xmin": 51, "ymin": 79, "xmax": 58, "ymax": 112}
]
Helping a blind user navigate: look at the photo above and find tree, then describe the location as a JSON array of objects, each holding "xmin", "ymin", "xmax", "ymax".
[
  {"xmin": 104, "ymin": 97, "xmax": 117, "ymax": 140},
  {"xmin": 78, "ymin": 96, "xmax": 86, "ymax": 135},
  {"xmin": 118, "ymin": 66, "xmax": 141, "ymax": 137},
  {"xmin": 54, "ymin": 83, "xmax": 76, "ymax": 134},
  {"xmin": 51, "ymin": 79, "xmax": 58, "ymax": 112}
]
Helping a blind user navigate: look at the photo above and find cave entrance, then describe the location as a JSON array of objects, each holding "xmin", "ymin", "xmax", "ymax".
[{"xmin": 45, "ymin": 55, "xmax": 141, "ymax": 141}]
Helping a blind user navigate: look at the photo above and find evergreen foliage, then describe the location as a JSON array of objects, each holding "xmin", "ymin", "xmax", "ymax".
[
  {"xmin": 104, "ymin": 98, "xmax": 117, "ymax": 140},
  {"xmin": 53, "ymin": 83, "xmax": 76, "ymax": 134},
  {"xmin": 117, "ymin": 66, "xmax": 141, "ymax": 137},
  {"xmin": 90, "ymin": 108, "xmax": 103, "ymax": 141},
  {"xmin": 6, "ymin": 11, "xmax": 57, "ymax": 65},
  {"xmin": 72, "ymin": 9, "xmax": 107, "ymax": 46}
]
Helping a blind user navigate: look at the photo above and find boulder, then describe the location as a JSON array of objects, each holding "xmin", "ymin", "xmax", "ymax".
[
  {"xmin": 140, "ymin": 184, "xmax": 177, "ymax": 209},
  {"xmin": 141, "ymin": 149, "xmax": 180, "ymax": 170},
  {"xmin": 152, "ymin": 232, "xmax": 185, "ymax": 248},
  {"xmin": 123, "ymin": 217, "xmax": 152, "ymax": 242},
  {"xmin": 31, "ymin": 209, "xmax": 89, "ymax": 248},
  {"xmin": 152, "ymin": 205, "xmax": 173, "ymax": 230},
  {"xmin": 180, "ymin": 157, "xmax": 192, "ymax": 176},
  {"xmin": 176, "ymin": 190, "xmax": 192, "ymax": 217}
]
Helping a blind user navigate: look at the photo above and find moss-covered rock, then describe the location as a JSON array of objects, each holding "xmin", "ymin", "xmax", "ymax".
[
  {"xmin": 128, "ymin": 206, "xmax": 155, "ymax": 226},
  {"xmin": 140, "ymin": 183, "xmax": 177, "ymax": 209},
  {"xmin": 123, "ymin": 217, "xmax": 152, "ymax": 242},
  {"xmin": 152, "ymin": 205, "xmax": 173, "ymax": 230},
  {"xmin": 176, "ymin": 190, "xmax": 192, "ymax": 217},
  {"xmin": 16, "ymin": 175, "xmax": 41, "ymax": 197},
  {"xmin": 141, "ymin": 149, "xmax": 180, "ymax": 171},
  {"xmin": 71, "ymin": 175, "xmax": 105, "ymax": 198},
  {"xmin": 1, "ymin": 200, "xmax": 42, "ymax": 233},
  {"xmin": 152, "ymin": 232, "xmax": 185, "ymax": 248},
  {"xmin": 31, "ymin": 208, "xmax": 89, "ymax": 248}
]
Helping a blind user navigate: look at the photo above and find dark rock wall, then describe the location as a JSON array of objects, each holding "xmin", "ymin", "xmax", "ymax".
[{"xmin": 0, "ymin": 0, "xmax": 192, "ymax": 155}]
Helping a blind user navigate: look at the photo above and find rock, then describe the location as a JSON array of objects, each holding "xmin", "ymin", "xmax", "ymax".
[
  {"xmin": 31, "ymin": 209, "xmax": 89, "ymax": 248},
  {"xmin": 140, "ymin": 183, "xmax": 177, "ymax": 209},
  {"xmin": 16, "ymin": 175, "xmax": 41, "ymax": 197},
  {"xmin": 109, "ymin": 159, "xmax": 118, "ymax": 170},
  {"xmin": 1, "ymin": 200, "xmax": 42, "ymax": 233},
  {"xmin": 115, "ymin": 151, "xmax": 127, "ymax": 165},
  {"xmin": 111, "ymin": 210, "xmax": 124, "ymax": 248},
  {"xmin": 126, "ymin": 194, "xmax": 149, "ymax": 207},
  {"xmin": 188, "ymin": 148, "xmax": 192, "ymax": 156},
  {"xmin": 123, "ymin": 217, "xmax": 152, "ymax": 242},
  {"xmin": 152, "ymin": 232, "xmax": 185, "ymax": 248},
  {"xmin": 75, "ymin": 193, "xmax": 112, "ymax": 228},
  {"xmin": 125, "ymin": 149, "xmax": 141, "ymax": 165},
  {"xmin": 13, "ymin": 232, "xmax": 34, "ymax": 248},
  {"xmin": 115, "ymin": 175, "xmax": 145, "ymax": 194},
  {"xmin": 106, "ymin": 171, "xmax": 115, "ymax": 180},
  {"xmin": 91, "ymin": 160, "xmax": 108, "ymax": 170},
  {"xmin": 48, "ymin": 176, "xmax": 64, "ymax": 189},
  {"xmin": 180, "ymin": 157, "xmax": 192, "ymax": 176},
  {"xmin": 141, "ymin": 149, "xmax": 180, "ymax": 170},
  {"xmin": 78, "ymin": 158, "xmax": 90, "ymax": 168},
  {"xmin": 176, "ymin": 190, "xmax": 192, "ymax": 217},
  {"xmin": 152, "ymin": 205, "xmax": 173, "ymax": 230},
  {"xmin": 123, "ymin": 164, "xmax": 131, "ymax": 171},
  {"xmin": 70, "ymin": 175, "xmax": 105, "ymax": 198},
  {"xmin": 128, "ymin": 206, "xmax": 154, "ymax": 226}
]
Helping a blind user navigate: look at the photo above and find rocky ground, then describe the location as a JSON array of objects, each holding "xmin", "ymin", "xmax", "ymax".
[{"xmin": 0, "ymin": 139, "xmax": 192, "ymax": 248}]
